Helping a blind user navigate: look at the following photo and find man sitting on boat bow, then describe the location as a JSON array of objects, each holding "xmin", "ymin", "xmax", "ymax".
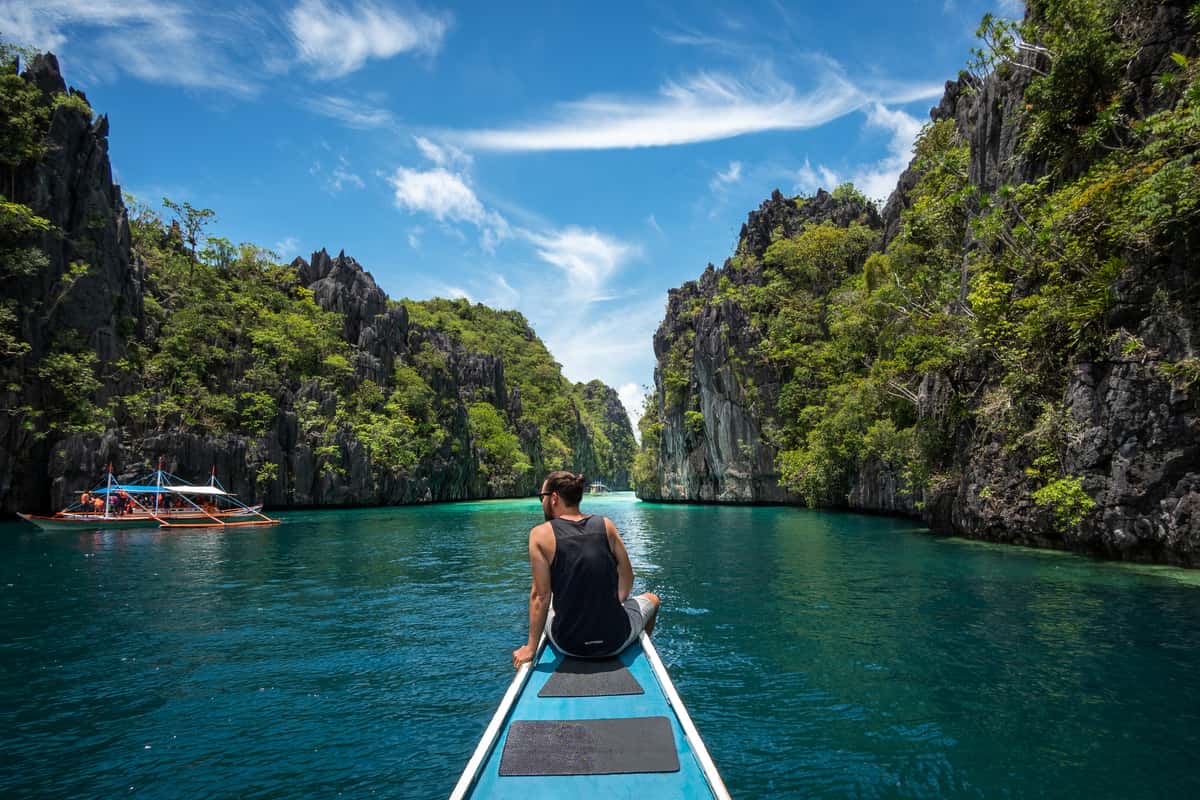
[{"xmin": 512, "ymin": 470, "xmax": 659, "ymax": 668}]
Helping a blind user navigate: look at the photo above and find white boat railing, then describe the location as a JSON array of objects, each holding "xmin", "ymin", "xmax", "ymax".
[
  {"xmin": 448, "ymin": 632, "xmax": 730, "ymax": 799},
  {"xmin": 641, "ymin": 632, "xmax": 732, "ymax": 799},
  {"xmin": 448, "ymin": 635, "xmax": 546, "ymax": 800}
]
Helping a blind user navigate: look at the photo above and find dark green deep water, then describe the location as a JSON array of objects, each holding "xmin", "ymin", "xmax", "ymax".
[{"xmin": 3, "ymin": 494, "xmax": 1199, "ymax": 799}]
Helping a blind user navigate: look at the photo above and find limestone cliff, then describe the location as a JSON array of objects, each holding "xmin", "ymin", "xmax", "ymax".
[
  {"xmin": 640, "ymin": 1, "xmax": 1200, "ymax": 566},
  {"xmin": 879, "ymin": 0, "xmax": 1200, "ymax": 563},
  {"xmin": 640, "ymin": 190, "xmax": 880, "ymax": 503},
  {"xmin": 0, "ymin": 54, "xmax": 634, "ymax": 514},
  {"xmin": 576, "ymin": 380, "xmax": 637, "ymax": 491},
  {"xmin": 0, "ymin": 54, "xmax": 144, "ymax": 513}
]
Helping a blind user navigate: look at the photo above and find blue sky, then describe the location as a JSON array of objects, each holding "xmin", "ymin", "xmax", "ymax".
[{"xmin": 4, "ymin": 0, "xmax": 1023, "ymax": 430}]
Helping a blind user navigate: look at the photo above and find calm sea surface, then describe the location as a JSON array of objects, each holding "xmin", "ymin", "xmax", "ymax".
[{"xmin": 3, "ymin": 494, "xmax": 1199, "ymax": 798}]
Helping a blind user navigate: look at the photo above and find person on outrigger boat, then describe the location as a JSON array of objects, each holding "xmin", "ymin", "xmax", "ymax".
[{"xmin": 512, "ymin": 470, "xmax": 659, "ymax": 668}]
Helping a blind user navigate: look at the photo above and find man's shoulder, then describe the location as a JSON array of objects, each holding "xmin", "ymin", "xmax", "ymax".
[{"xmin": 529, "ymin": 522, "xmax": 554, "ymax": 559}]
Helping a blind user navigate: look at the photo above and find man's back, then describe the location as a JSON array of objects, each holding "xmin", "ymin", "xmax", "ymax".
[
  {"xmin": 547, "ymin": 515, "xmax": 630, "ymax": 657},
  {"xmin": 512, "ymin": 470, "xmax": 660, "ymax": 668}
]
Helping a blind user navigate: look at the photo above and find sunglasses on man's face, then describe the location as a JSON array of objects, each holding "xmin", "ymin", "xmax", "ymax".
[{"xmin": 537, "ymin": 491, "xmax": 553, "ymax": 498}]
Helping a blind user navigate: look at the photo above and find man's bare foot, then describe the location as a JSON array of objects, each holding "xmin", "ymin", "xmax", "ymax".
[{"xmin": 644, "ymin": 592, "xmax": 661, "ymax": 636}]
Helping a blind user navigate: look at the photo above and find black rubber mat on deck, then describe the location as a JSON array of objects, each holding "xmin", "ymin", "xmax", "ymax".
[
  {"xmin": 538, "ymin": 657, "xmax": 644, "ymax": 697},
  {"xmin": 498, "ymin": 717, "xmax": 680, "ymax": 776}
]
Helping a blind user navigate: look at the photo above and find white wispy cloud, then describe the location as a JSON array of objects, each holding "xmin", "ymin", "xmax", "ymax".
[
  {"xmin": 656, "ymin": 29, "xmax": 727, "ymax": 48},
  {"xmin": 387, "ymin": 165, "xmax": 510, "ymax": 251},
  {"xmin": 860, "ymin": 78, "xmax": 947, "ymax": 105},
  {"xmin": 792, "ymin": 158, "xmax": 842, "ymax": 194},
  {"xmin": 487, "ymin": 274, "xmax": 520, "ymax": 309},
  {"xmin": 388, "ymin": 161, "xmax": 637, "ymax": 304},
  {"xmin": 330, "ymin": 165, "xmax": 365, "ymax": 191},
  {"xmin": 654, "ymin": 27, "xmax": 751, "ymax": 61},
  {"xmin": 523, "ymin": 227, "xmax": 640, "ymax": 303},
  {"xmin": 0, "ymin": 0, "xmax": 261, "ymax": 94},
  {"xmin": 617, "ymin": 382, "xmax": 647, "ymax": 440},
  {"xmin": 392, "ymin": 179, "xmax": 647, "ymax": 390},
  {"xmin": 275, "ymin": 236, "xmax": 300, "ymax": 257},
  {"xmin": 311, "ymin": 156, "xmax": 365, "ymax": 193},
  {"xmin": 452, "ymin": 57, "xmax": 944, "ymax": 153},
  {"xmin": 390, "ymin": 166, "xmax": 486, "ymax": 223},
  {"xmin": 412, "ymin": 268, "xmax": 519, "ymax": 310},
  {"xmin": 790, "ymin": 103, "xmax": 922, "ymax": 203},
  {"xmin": 647, "ymin": 214, "xmax": 663, "ymax": 234},
  {"xmin": 454, "ymin": 70, "xmax": 867, "ymax": 152},
  {"xmin": 539, "ymin": 298, "xmax": 663, "ymax": 417},
  {"xmin": 287, "ymin": 0, "xmax": 453, "ymax": 79},
  {"xmin": 301, "ymin": 94, "xmax": 395, "ymax": 129},
  {"xmin": 849, "ymin": 104, "xmax": 923, "ymax": 202},
  {"xmin": 413, "ymin": 135, "xmax": 472, "ymax": 168},
  {"xmin": 710, "ymin": 160, "xmax": 743, "ymax": 191},
  {"xmin": 443, "ymin": 285, "xmax": 472, "ymax": 300}
]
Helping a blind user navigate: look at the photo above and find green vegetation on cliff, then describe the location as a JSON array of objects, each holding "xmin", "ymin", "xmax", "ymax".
[
  {"xmin": 121, "ymin": 211, "xmax": 627, "ymax": 491},
  {"xmin": 1, "ymin": 51, "xmax": 105, "ymax": 439},
  {"xmin": 767, "ymin": 119, "xmax": 970, "ymax": 506},
  {"xmin": 0, "ymin": 46, "xmax": 92, "ymax": 194},
  {"xmin": 402, "ymin": 298, "xmax": 634, "ymax": 487},
  {"xmin": 640, "ymin": 0, "xmax": 1200, "ymax": 536},
  {"xmin": 126, "ymin": 205, "xmax": 348, "ymax": 435},
  {"xmin": 633, "ymin": 392, "xmax": 663, "ymax": 495},
  {"xmin": 0, "ymin": 44, "xmax": 635, "ymax": 501},
  {"xmin": 120, "ymin": 202, "xmax": 457, "ymax": 483},
  {"xmin": 576, "ymin": 379, "xmax": 637, "ymax": 489}
]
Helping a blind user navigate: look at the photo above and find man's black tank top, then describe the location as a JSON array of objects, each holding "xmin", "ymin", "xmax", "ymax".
[{"xmin": 549, "ymin": 515, "xmax": 631, "ymax": 657}]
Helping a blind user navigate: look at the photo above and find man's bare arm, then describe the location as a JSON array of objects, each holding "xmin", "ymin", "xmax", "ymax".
[
  {"xmin": 605, "ymin": 517, "xmax": 634, "ymax": 602},
  {"xmin": 512, "ymin": 524, "xmax": 553, "ymax": 668}
]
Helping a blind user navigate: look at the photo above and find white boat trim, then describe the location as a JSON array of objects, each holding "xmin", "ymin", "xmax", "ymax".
[
  {"xmin": 448, "ymin": 635, "xmax": 546, "ymax": 800},
  {"xmin": 640, "ymin": 632, "xmax": 732, "ymax": 800}
]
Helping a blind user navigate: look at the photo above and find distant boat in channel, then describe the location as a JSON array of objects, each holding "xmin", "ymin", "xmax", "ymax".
[{"xmin": 18, "ymin": 464, "xmax": 280, "ymax": 530}]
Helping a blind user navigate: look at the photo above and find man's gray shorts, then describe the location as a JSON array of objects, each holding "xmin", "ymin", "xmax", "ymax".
[{"xmin": 546, "ymin": 593, "xmax": 657, "ymax": 657}]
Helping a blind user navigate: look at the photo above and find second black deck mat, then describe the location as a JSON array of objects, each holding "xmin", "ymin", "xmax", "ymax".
[
  {"xmin": 538, "ymin": 657, "xmax": 644, "ymax": 697},
  {"xmin": 498, "ymin": 717, "xmax": 680, "ymax": 776}
]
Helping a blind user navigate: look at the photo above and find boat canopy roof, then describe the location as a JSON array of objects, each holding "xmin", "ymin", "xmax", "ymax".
[
  {"xmin": 87, "ymin": 483, "xmax": 227, "ymax": 496},
  {"xmin": 163, "ymin": 484, "xmax": 228, "ymax": 496}
]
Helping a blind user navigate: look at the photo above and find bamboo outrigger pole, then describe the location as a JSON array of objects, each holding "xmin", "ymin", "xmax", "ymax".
[
  {"xmin": 126, "ymin": 492, "xmax": 168, "ymax": 526},
  {"xmin": 156, "ymin": 465, "xmax": 280, "ymax": 528},
  {"xmin": 157, "ymin": 490, "xmax": 229, "ymax": 528},
  {"xmin": 207, "ymin": 465, "xmax": 280, "ymax": 526}
]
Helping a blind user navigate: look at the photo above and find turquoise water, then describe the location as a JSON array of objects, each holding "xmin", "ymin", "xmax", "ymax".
[{"xmin": 3, "ymin": 494, "xmax": 1199, "ymax": 798}]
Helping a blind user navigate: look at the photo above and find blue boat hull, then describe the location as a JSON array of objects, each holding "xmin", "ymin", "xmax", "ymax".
[{"xmin": 452, "ymin": 634, "xmax": 728, "ymax": 799}]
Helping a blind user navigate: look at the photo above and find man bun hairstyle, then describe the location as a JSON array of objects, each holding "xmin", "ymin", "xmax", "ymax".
[{"xmin": 544, "ymin": 470, "xmax": 587, "ymax": 506}]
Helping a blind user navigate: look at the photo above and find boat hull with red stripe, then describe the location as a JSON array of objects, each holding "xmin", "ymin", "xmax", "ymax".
[{"xmin": 18, "ymin": 505, "xmax": 265, "ymax": 531}]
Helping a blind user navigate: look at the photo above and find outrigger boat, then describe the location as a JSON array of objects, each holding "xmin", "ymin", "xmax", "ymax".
[
  {"xmin": 451, "ymin": 633, "xmax": 730, "ymax": 799},
  {"xmin": 18, "ymin": 464, "xmax": 280, "ymax": 530}
]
